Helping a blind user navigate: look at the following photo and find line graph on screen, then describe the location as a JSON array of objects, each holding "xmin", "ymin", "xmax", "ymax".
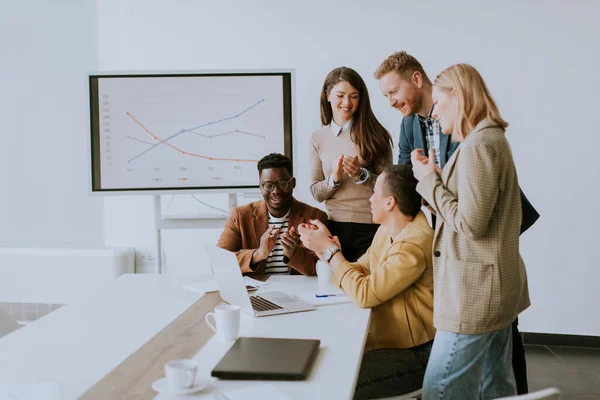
[{"xmin": 90, "ymin": 73, "xmax": 291, "ymax": 192}]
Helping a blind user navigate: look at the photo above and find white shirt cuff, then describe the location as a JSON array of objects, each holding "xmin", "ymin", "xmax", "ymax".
[{"xmin": 328, "ymin": 174, "xmax": 340, "ymax": 188}]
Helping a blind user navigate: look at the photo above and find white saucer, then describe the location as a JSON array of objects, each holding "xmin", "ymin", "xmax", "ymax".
[{"xmin": 152, "ymin": 377, "xmax": 210, "ymax": 395}]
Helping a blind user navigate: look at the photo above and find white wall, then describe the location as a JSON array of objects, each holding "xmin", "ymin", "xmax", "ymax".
[
  {"xmin": 0, "ymin": 0, "xmax": 104, "ymax": 247},
  {"xmin": 96, "ymin": 0, "xmax": 600, "ymax": 335}
]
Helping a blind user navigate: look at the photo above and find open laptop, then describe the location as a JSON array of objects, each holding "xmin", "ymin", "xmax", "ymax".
[{"xmin": 205, "ymin": 246, "xmax": 315, "ymax": 317}]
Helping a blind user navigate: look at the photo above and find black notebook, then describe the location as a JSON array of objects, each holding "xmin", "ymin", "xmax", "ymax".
[{"xmin": 211, "ymin": 337, "xmax": 321, "ymax": 380}]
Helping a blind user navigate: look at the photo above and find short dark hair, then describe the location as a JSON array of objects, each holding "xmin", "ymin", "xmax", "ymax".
[
  {"xmin": 381, "ymin": 165, "xmax": 422, "ymax": 218},
  {"xmin": 257, "ymin": 153, "xmax": 293, "ymax": 175}
]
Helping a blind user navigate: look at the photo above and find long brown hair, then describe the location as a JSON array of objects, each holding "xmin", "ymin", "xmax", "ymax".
[
  {"xmin": 434, "ymin": 64, "xmax": 508, "ymax": 142},
  {"xmin": 320, "ymin": 67, "xmax": 392, "ymax": 172}
]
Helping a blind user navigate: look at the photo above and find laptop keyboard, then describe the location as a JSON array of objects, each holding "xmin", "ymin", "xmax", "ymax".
[{"xmin": 250, "ymin": 295, "xmax": 283, "ymax": 312}]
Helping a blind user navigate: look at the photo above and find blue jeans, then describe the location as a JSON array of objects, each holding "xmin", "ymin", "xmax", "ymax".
[{"xmin": 423, "ymin": 327, "xmax": 516, "ymax": 400}]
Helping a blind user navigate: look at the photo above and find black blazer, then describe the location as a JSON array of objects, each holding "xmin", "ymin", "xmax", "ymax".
[{"xmin": 397, "ymin": 114, "xmax": 539, "ymax": 234}]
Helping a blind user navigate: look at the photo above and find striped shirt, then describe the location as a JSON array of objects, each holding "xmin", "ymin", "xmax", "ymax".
[{"xmin": 264, "ymin": 211, "xmax": 290, "ymax": 275}]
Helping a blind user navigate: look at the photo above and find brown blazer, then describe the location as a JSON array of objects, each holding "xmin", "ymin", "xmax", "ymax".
[
  {"xmin": 217, "ymin": 198, "xmax": 328, "ymax": 275},
  {"xmin": 417, "ymin": 120, "xmax": 530, "ymax": 335}
]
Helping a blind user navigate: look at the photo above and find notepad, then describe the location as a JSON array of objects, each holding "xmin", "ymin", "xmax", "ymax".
[
  {"xmin": 296, "ymin": 292, "xmax": 353, "ymax": 306},
  {"xmin": 317, "ymin": 283, "xmax": 345, "ymax": 296},
  {"xmin": 183, "ymin": 277, "xmax": 266, "ymax": 295},
  {"xmin": 182, "ymin": 280, "xmax": 218, "ymax": 294},
  {"xmin": 243, "ymin": 276, "xmax": 270, "ymax": 288}
]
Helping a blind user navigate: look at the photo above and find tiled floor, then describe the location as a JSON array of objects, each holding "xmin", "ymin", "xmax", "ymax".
[{"xmin": 526, "ymin": 344, "xmax": 600, "ymax": 399}]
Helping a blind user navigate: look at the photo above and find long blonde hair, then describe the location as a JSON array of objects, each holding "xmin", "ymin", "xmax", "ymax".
[{"xmin": 434, "ymin": 64, "xmax": 508, "ymax": 142}]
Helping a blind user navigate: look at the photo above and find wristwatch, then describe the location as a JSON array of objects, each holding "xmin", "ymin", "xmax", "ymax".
[
  {"xmin": 323, "ymin": 244, "xmax": 340, "ymax": 263},
  {"xmin": 328, "ymin": 174, "xmax": 341, "ymax": 188},
  {"xmin": 353, "ymin": 168, "xmax": 370, "ymax": 184}
]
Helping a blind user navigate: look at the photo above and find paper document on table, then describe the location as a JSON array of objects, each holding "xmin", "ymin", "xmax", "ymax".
[
  {"xmin": 0, "ymin": 382, "xmax": 60, "ymax": 400},
  {"xmin": 182, "ymin": 280, "xmax": 218, "ymax": 294},
  {"xmin": 184, "ymin": 278, "xmax": 262, "ymax": 294},
  {"xmin": 296, "ymin": 292, "xmax": 353, "ymax": 306},
  {"xmin": 220, "ymin": 384, "xmax": 292, "ymax": 400},
  {"xmin": 243, "ymin": 276, "xmax": 270, "ymax": 288},
  {"xmin": 317, "ymin": 283, "xmax": 345, "ymax": 296}
]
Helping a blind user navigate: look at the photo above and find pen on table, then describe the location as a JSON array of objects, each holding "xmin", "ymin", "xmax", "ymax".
[{"xmin": 315, "ymin": 294, "xmax": 339, "ymax": 298}]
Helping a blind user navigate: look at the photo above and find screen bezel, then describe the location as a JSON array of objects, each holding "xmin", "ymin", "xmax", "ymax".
[{"xmin": 89, "ymin": 70, "xmax": 294, "ymax": 195}]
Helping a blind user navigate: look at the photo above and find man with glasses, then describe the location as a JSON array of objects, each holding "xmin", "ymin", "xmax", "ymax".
[{"xmin": 218, "ymin": 153, "xmax": 327, "ymax": 275}]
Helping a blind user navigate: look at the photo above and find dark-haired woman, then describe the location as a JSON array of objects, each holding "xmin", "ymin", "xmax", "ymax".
[{"xmin": 310, "ymin": 67, "xmax": 393, "ymax": 262}]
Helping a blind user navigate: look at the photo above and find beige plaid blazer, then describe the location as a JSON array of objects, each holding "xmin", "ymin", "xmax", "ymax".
[{"xmin": 417, "ymin": 120, "xmax": 530, "ymax": 335}]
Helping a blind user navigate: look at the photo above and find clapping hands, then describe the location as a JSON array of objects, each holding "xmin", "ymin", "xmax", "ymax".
[
  {"xmin": 332, "ymin": 154, "xmax": 362, "ymax": 182},
  {"xmin": 411, "ymin": 148, "xmax": 441, "ymax": 181},
  {"xmin": 251, "ymin": 225, "xmax": 280, "ymax": 263},
  {"xmin": 298, "ymin": 220, "xmax": 340, "ymax": 261},
  {"xmin": 280, "ymin": 226, "xmax": 300, "ymax": 260},
  {"xmin": 342, "ymin": 155, "xmax": 361, "ymax": 180}
]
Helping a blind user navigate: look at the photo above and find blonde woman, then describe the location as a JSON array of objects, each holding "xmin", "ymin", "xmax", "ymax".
[
  {"xmin": 310, "ymin": 67, "xmax": 393, "ymax": 261},
  {"xmin": 411, "ymin": 64, "xmax": 530, "ymax": 399}
]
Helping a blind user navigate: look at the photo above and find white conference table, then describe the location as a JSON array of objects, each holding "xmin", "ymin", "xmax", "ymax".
[{"xmin": 0, "ymin": 274, "xmax": 371, "ymax": 400}]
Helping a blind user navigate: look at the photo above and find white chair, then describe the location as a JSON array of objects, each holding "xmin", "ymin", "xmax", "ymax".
[
  {"xmin": 380, "ymin": 388, "xmax": 423, "ymax": 400},
  {"xmin": 383, "ymin": 387, "xmax": 560, "ymax": 400},
  {"xmin": 0, "ymin": 307, "xmax": 20, "ymax": 338},
  {"xmin": 496, "ymin": 387, "xmax": 561, "ymax": 400}
]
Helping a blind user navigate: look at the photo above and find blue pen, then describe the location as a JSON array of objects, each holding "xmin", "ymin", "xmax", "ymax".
[{"xmin": 315, "ymin": 294, "xmax": 338, "ymax": 298}]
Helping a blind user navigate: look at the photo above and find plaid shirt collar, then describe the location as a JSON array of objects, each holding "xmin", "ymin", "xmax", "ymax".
[
  {"xmin": 418, "ymin": 106, "xmax": 442, "ymax": 166},
  {"xmin": 417, "ymin": 106, "xmax": 435, "ymax": 122}
]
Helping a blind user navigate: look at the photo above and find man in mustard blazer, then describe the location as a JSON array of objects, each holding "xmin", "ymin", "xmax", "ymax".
[
  {"xmin": 217, "ymin": 153, "xmax": 327, "ymax": 276},
  {"xmin": 299, "ymin": 165, "xmax": 435, "ymax": 399}
]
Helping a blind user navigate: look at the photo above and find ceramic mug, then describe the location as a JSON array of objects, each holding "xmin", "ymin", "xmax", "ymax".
[
  {"xmin": 205, "ymin": 304, "xmax": 240, "ymax": 342},
  {"xmin": 164, "ymin": 359, "xmax": 198, "ymax": 392},
  {"xmin": 316, "ymin": 260, "xmax": 335, "ymax": 295}
]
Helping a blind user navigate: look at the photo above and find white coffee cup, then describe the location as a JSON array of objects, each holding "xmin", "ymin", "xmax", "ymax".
[
  {"xmin": 205, "ymin": 304, "xmax": 240, "ymax": 342},
  {"xmin": 316, "ymin": 260, "xmax": 334, "ymax": 294},
  {"xmin": 164, "ymin": 359, "xmax": 198, "ymax": 392}
]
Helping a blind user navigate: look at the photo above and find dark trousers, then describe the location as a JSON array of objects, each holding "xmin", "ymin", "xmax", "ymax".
[
  {"xmin": 354, "ymin": 340, "xmax": 433, "ymax": 399},
  {"xmin": 512, "ymin": 318, "xmax": 528, "ymax": 394},
  {"xmin": 328, "ymin": 221, "xmax": 379, "ymax": 262}
]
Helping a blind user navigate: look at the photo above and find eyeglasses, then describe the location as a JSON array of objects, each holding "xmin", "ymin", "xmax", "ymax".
[{"xmin": 259, "ymin": 177, "xmax": 294, "ymax": 192}]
